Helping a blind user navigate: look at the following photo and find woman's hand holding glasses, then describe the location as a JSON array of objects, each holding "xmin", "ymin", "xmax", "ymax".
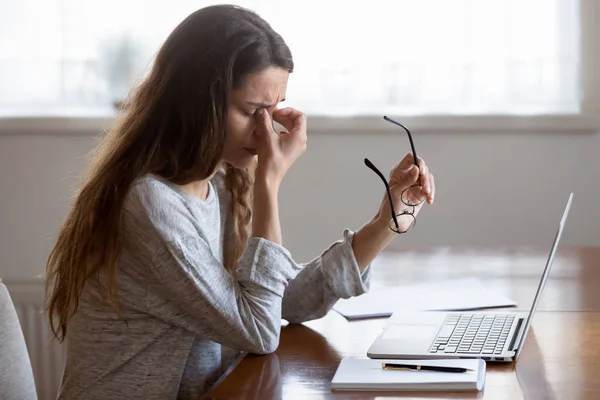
[
  {"xmin": 366, "ymin": 116, "xmax": 435, "ymax": 234},
  {"xmin": 384, "ymin": 153, "xmax": 435, "ymax": 232}
]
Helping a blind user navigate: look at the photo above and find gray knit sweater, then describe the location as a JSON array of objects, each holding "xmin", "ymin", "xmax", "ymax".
[{"xmin": 57, "ymin": 170, "xmax": 371, "ymax": 399}]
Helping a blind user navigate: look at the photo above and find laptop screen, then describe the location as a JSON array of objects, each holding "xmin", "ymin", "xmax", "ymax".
[{"xmin": 514, "ymin": 193, "xmax": 573, "ymax": 356}]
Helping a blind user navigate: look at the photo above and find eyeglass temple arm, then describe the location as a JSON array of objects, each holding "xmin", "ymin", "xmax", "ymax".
[
  {"xmin": 383, "ymin": 116, "xmax": 419, "ymax": 168},
  {"xmin": 364, "ymin": 158, "xmax": 399, "ymax": 230}
]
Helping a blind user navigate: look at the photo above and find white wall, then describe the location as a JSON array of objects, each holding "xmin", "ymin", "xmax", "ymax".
[
  {"xmin": 0, "ymin": 127, "xmax": 598, "ymax": 280},
  {"xmin": 280, "ymin": 128, "xmax": 600, "ymax": 261}
]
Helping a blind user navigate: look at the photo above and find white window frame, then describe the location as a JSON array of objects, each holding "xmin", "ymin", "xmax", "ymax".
[{"xmin": 1, "ymin": 0, "xmax": 599, "ymax": 136}]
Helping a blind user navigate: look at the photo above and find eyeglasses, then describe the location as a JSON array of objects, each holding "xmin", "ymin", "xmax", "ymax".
[{"xmin": 364, "ymin": 116, "xmax": 424, "ymax": 234}]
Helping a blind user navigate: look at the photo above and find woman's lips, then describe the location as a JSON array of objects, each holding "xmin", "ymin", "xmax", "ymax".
[{"xmin": 244, "ymin": 148, "xmax": 258, "ymax": 156}]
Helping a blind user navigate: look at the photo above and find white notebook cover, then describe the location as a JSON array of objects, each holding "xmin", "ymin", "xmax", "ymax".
[{"xmin": 331, "ymin": 358, "xmax": 486, "ymax": 391}]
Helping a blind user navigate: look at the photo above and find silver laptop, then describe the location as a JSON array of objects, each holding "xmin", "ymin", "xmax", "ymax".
[{"xmin": 367, "ymin": 193, "xmax": 573, "ymax": 363}]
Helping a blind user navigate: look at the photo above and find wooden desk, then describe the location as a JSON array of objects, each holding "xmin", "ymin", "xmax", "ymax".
[{"xmin": 204, "ymin": 247, "xmax": 600, "ymax": 399}]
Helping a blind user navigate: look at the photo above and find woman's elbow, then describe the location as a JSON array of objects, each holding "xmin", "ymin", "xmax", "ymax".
[
  {"xmin": 250, "ymin": 343, "xmax": 278, "ymax": 355},
  {"xmin": 246, "ymin": 331, "xmax": 280, "ymax": 354},
  {"xmin": 242, "ymin": 318, "xmax": 281, "ymax": 354},
  {"xmin": 282, "ymin": 309, "xmax": 327, "ymax": 325}
]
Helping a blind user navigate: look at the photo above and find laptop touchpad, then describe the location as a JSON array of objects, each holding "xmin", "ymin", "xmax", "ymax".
[{"xmin": 382, "ymin": 324, "xmax": 439, "ymax": 343}]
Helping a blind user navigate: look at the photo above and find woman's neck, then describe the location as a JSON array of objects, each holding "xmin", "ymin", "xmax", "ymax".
[
  {"xmin": 177, "ymin": 164, "xmax": 221, "ymax": 201},
  {"xmin": 180, "ymin": 179, "xmax": 211, "ymax": 200}
]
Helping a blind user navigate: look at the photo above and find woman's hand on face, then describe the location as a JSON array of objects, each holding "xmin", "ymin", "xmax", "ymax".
[{"xmin": 254, "ymin": 107, "xmax": 307, "ymax": 187}]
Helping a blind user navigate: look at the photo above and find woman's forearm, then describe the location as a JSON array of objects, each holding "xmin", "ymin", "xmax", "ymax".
[
  {"xmin": 351, "ymin": 212, "xmax": 397, "ymax": 272},
  {"xmin": 252, "ymin": 179, "xmax": 282, "ymax": 245}
]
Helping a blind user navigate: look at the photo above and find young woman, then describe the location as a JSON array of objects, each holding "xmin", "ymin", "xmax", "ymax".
[{"xmin": 45, "ymin": 4, "xmax": 435, "ymax": 399}]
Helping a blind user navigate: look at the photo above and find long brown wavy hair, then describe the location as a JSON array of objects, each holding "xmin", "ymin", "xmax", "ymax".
[{"xmin": 45, "ymin": 4, "xmax": 294, "ymax": 342}]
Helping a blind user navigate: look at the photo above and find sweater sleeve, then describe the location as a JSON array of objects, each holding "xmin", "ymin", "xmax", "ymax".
[
  {"xmin": 281, "ymin": 229, "xmax": 372, "ymax": 324},
  {"xmin": 132, "ymin": 180, "xmax": 302, "ymax": 355}
]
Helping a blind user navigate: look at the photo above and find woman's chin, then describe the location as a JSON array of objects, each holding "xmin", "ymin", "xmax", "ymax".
[{"xmin": 225, "ymin": 155, "xmax": 256, "ymax": 170}]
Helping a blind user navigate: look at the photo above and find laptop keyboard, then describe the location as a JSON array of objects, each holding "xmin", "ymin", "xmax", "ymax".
[{"xmin": 429, "ymin": 314, "xmax": 515, "ymax": 355}]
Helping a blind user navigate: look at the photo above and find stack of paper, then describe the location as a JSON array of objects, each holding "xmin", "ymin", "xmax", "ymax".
[
  {"xmin": 331, "ymin": 358, "xmax": 486, "ymax": 391},
  {"xmin": 333, "ymin": 278, "xmax": 516, "ymax": 319}
]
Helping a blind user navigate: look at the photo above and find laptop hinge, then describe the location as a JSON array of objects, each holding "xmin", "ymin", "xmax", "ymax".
[{"xmin": 509, "ymin": 318, "xmax": 525, "ymax": 351}]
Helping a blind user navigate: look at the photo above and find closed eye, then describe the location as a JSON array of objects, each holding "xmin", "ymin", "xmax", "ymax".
[
  {"xmin": 244, "ymin": 110, "xmax": 255, "ymax": 117},
  {"xmin": 243, "ymin": 106, "xmax": 270, "ymax": 117}
]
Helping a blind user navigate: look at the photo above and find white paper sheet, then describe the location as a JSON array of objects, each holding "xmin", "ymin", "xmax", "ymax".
[{"xmin": 332, "ymin": 277, "xmax": 516, "ymax": 319}]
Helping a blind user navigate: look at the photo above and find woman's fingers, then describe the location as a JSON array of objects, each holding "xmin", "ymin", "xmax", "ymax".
[
  {"xmin": 391, "ymin": 165, "xmax": 420, "ymax": 199},
  {"xmin": 254, "ymin": 108, "xmax": 277, "ymax": 146},
  {"xmin": 416, "ymin": 157, "xmax": 430, "ymax": 194},
  {"xmin": 428, "ymin": 173, "xmax": 435, "ymax": 204},
  {"xmin": 273, "ymin": 107, "xmax": 305, "ymax": 132}
]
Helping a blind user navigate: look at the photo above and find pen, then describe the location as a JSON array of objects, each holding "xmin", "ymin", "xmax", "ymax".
[{"xmin": 381, "ymin": 362, "xmax": 474, "ymax": 373}]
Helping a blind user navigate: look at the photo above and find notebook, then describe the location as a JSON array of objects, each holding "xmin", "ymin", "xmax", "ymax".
[{"xmin": 331, "ymin": 358, "xmax": 486, "ymax": 391}]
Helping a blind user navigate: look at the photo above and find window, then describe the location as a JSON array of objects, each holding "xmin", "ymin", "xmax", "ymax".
[{"xmin": 0, "ymin": 0, "xmax": 583, "ymax": 119}]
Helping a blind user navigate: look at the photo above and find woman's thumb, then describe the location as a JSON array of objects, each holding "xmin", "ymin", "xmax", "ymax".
[
  {"xmin": 406, "ymin": 165, "xmax": 420, "ymax": 184},
  {"xmin": 255, "ymin": 108, "xmax": 275, "ymax": 137},
  {"xmin": 391, "ymin": 165, "xmax": 419, "ymax": 193}
]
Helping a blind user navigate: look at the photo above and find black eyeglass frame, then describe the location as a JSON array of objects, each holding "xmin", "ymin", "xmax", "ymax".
[{"xmin": 364, "ymin": 116, "xmax": 424, "ymax": 234}]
